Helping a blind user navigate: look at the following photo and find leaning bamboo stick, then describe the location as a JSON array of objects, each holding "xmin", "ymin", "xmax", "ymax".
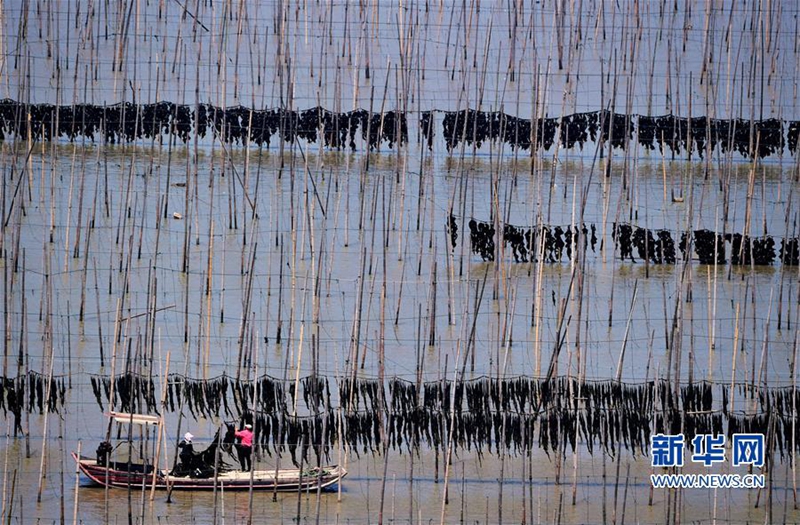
[{"xmin": 615, "ymin": 280, "xmax": 639, "ymax": 381}]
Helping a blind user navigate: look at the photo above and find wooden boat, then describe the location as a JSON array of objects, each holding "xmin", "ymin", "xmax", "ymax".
[
  {"xmin": 72, "ymin": 452, "xmax": 347, "ymax": 491},
  {"xmin": 73, "ymin": 412, "xmax": 346, "ymax": 492}
]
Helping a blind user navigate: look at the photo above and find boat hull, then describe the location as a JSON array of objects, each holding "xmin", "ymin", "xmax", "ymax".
[{"xmin": 72, "ymin": 453, "xmax": 346, "ymax": 491}]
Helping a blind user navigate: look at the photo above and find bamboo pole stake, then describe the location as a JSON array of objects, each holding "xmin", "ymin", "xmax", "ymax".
[
  {"xmin": 726, "ymin": 300, "xmax": 740, "ymax": 416},
  {"xmin": 792, "ymin": 309, "xmax": 799, "ymax": 509},
  {"xmin": 615, "ymin": 280, "xmax": 639, "ymax": 381},
  {"xmin": 58, "ymin": 407, "xmax": 65, "ymax": 525},
  {"xmin": 150, "ymin": 350, "xmax": 170, "ymax": 499},
  {"xmin": 36, "ymin": 347, "xmax": 56, "ymax": 503},
  {"xmin": 293, "ymin": 324, "xmax": 305, "ymax": 417},
  {"xmin": 0, "ymin": 418, "xmax": 11, "ymax": 521},
  {"xmin": 71, "ymin": 440, "xmax": 81, "ymax": 525},
  {"xmin": 756, "ymin": 287, "xmax": 775, "ymax": 392},
  {"xmin": 248, "ymin": 331, "xmax": 260, "ymax": 524}
]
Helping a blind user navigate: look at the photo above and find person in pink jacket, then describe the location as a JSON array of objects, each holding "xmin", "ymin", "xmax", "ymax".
[{"xmin": 234, "ymin": 423, "xmax": 254, "ymax": 471}]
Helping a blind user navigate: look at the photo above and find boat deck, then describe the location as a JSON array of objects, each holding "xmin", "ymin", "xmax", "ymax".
[{"xmin": 74, "ymin": 454, "xmax": 346, "ymax": 491}]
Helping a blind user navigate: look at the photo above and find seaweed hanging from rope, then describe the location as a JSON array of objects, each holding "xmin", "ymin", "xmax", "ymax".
[
  {"xmin": 358, "ymin": 111, "xmax": 408, "ymax": 150},
  {"xmin": 613, "ymin": 223, "xmax": 635, "ymax": 261},
  {"xmin": 501, "ymin": 114, "xmax": 533, "ymax": 150},
  {"xmin": 503, "ymin": 224, "xmax": 529, "ymax": 262},
  {"xmin": 389, "ymin": 378, "xmax": 418, "ymax": 414},
  {"xmin": 465, "ymin": 218, "xmax": 787, "ymax": 267},
  {"xmin": 466, "ymin": 217, "xmax": 597, "ymax": 263},
  {"xmin": 257, "ymin": 375, "xmax": 288, "ymax": 414},
  {"xmin": 788, "ymin": 121, "xmax": 800, "ymax": 153},
  {"xmin": 98, "ymin": 372, "xmax": 292, "ymax": 419},
  {"xmin": 1, "ymin": 99, "xmax": 798, "ymax": 158},
  {"xmin": 441, "ymin": 109, "xmax": 495, "ymax": 150},
  {"xmin": 631, "ymin": 227, "xmax": 657, "ymax": 263},
  {"xmin": 339, "ymin": 377, "xmax": 386, "ymax": 413},
  {"xmin": 89, "ymin": 372, "xmax": 158, "ymax": 415},
  {"xmin": 0, "ymin": 372, "xmax": 66, "ymax": 436},
  {"xmin": 468, "ymin": 219, "xmax": 496, "ymax": 261},
  {"xmin": 440, "ymin": 110, "xmax": 555, "ymax": 152},
  {"xmin": 624, "ymin": 226, "xmax": 676, "ymax": 264},
  {"xmin": 726, "ymin": 234, "xmax": 776, "ymax": 265},
  {"xmin": 690, "ymin": 229, "xmax": 726, "ymax": 264},
  {"xmin": 0, "ymin": 378, "xmax": 23, "ymax": 433},
  {"xmin": 0, "ymin": 371, "xmax": 67, "ymax": 422},
  {"xmin": 273, "ymin": 412, "xmax": 331, "ymax": 467},
  {"xmin": 0, "ymin": 100, "xmax": 409, "ymax": 151},
  {"xmin": 597, "ymin": 110, "xmax": 633, "ymax": 149},
  {"xmin": 780, "ymin": 237, "xmax": 799, "ymax": 266},
  {"xmin": 301, "ymin": 376, "xmax": 330, "ymax": 411},
  {"xmin": 76, "ymin": 372, "xmax": 800, "ymax": 462},
  {"xmin": 25, "ymin": 371, "xmax": 66, "ymax": 415},
  {"xmin": 447, "ymin": 213, "xmax": 459, "ymax": 251},
  {"xmin": 635, "ymin": 114, "xmax": 784, "ymax": 159},
  {"xmin": 559, "ymin": 112, "xmax": 594, "ymax": 150},
  {"xmin": 242, "ymin": 377, "xmax": 800, "ymax": 462},
  {"xmin": 320, "ymin": 109, "xmax": 364, "ymax": 150},
  {"xmin": 420, "ymin": 111, "xmax": 434, "ymax": 150}
]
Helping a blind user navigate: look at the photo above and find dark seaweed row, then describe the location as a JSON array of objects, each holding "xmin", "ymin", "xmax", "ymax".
[
  {"xmin": 339, "ymin": 377, "xmax": 796, "ymax": 463},
  {"xmin": 236, "ymin": 410, "xmax": 338, "ymax": 467},
  {"xmin": 638, "ymin": 115, "xmax": 785, "ymax": 159},
  {"xmin": 469, "ymin": 217, "xmax": 795, "ymax": 267},
  {"xmin": 466, "ymin": 218, "xmax": 597, "ymax": 262},
  {"xmin": 0, "ymin": 99, "xmax": 406, "ymax": 150},
  {"xmin": 88, "ymin": 370, "xmax": 796, "ymax": 423},
  {"xmin": 677, "ymin": 229, "xmax": 784, "ymax": 265},
  {"xmin": 88, "ymin": 373, "xmax": 800, "ymax": 462},
  {"xmin": 2, "ymin": 98, "xmax": 799, "ymax": 158},
  {"xmin": 342, "ymin": 377, "xmax": 710, "ymax": 419},
  {"xmin": 340, "ymin": 377, "xmax": 800, "ymax": 462},
  {"xmin": 438, "ymin": 109, "xmax": 557, "ymax": 151},
  {"xmin": 237, "ymin": 385, "xmax": 650, "ymax": 462},
  {"xmin": 1, "ymin": 371, "xmax": 67, "ymax": 434},
  {"xmin": 613, "ymin": 223, "xmax": 678, "ymax": 264},
  {"xmin": 91, "ymin": 373, "xmax": 160, "ymax": 415},
  {"xmin": 436, "ymin": 109, "xmax": 793, "ymax": 159},
  {"xmin": 90, "ymin": 372, "xmax": 327, "ymax": 420},
  {"xmin": 615, "ymin": 224, "xmax": 798, "ymax": 266},
  {"xmin": 232, "ymin": 403, "xmax": 797, "ymax": 465}
]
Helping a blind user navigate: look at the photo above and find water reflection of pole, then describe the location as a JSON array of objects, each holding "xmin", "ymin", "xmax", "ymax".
[
  {"xmin": 792, "ymin": 311, "xmax": 799, "ymax": 509},
  {"xmin": 378, "ymin": 201, "xmax": 389, "ymax": 523}
]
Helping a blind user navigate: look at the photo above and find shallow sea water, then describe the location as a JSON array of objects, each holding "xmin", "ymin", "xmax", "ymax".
[
  {"xmin": 0, "ymin": 143, "xmax": 794, "ymax": 524},
  {"xmin": 1, "ymin": 0, "xmax": 800, "ymax": 523}
]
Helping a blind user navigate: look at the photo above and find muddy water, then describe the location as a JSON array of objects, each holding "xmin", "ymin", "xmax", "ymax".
[
  {"xmin": 4, "ymin": 1, "xmax": 798, "ymax": 119},
  {"xmin": 1, "ymin": 0, "xmax": 800, "ymax": 523},
  {"xmin": 0, "ymin": 143, "xmax": 795, "ymax": 524}
]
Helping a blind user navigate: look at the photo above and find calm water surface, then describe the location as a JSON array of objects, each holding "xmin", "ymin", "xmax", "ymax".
[{"xmin": 1, "ymin": 0, "xmax": 800, "ymax": 523}]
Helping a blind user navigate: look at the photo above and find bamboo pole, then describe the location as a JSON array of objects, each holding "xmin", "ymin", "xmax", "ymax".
[
  {"xmin": 36, "ymin": 347, "xmax": 56, "ymax": 503},
  {"xmin": 150, "ymin": 351, "xmax": 170, "ymax": 499},
  {"xmin": 71, "ymin": 441, "xmax": 80, "ymax": 525},
  {"xmin": 0, "ymin": 418, "xmax": 11, "ymax": 521}
]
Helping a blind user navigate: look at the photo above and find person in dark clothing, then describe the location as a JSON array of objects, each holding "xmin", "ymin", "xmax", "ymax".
[
  {"xmin": 234, "ymin": 424, "xmax": 254, "ymax": 472},
  {"xmin": 96, "ymin": 441, "xmax": 113, "ymax": 467},
  {"xmin": 178, "ymin": 432, "xmax": 196, "ymax": 470}
]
